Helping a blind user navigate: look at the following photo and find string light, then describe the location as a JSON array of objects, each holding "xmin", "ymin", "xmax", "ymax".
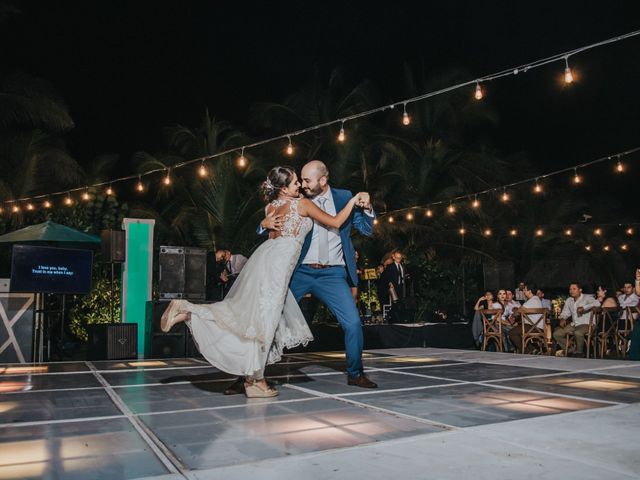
[
  {"xmin": 237, "ymin": 147, "xmax": 248, "ymax": 168},
  {"xmin": 447, "ymin": 203, "xmax": 456, "ymax": 214},
  {"xmin": 338, "ymin": 121, "xmax": 346, "ymax": 142},
  {"xmin": 474, "ymin": 81, "xmax": 483, "ymax": 100},
  {"xmin": 136, "ymin": 176, "xmax": 145, "ymax": 192},
  {"xmin": 501, "ymin": 189, "xmax": 510, "ymax": 202},
  {"xmin": 26, "ymin": 203, "xmax": 34, "ymax": 211},
  {"xmin": 533, "ymin": 180, "xmax": 543, "ymax": 194},
  {"xmin": 535, "ymin": 228, "xmax": 544, "ymax": 237},
  {"xmin": 406, "ymin": 212, "xmax": 414, "ymax": 221},
  {"xmin": 572, "ymin": 168, "xmax": 582, "ymax": 184},
  {"xmin": 388, "ymin": 216, "xmax": 394, "ymax": 223},
  {"xmin": 564, "ymin": 56, "xmax": 574, "ymax": 84},
  {"xmin": 64, "ymin": 194, "xmax": 73, "ymax": 206},
  {"xmin": 459, "ymin": 227, "xmax": 466, "ymax": 235},
  {"xmin": 402, "ymin": 103, "xmax": 411, "ymax": 126},
  {"xmin": 509, "ymin": 229, "xmax": 518, "ymax": 236},
  {"xmin": 483, "ymin": 228, "xmax": 492, "ymax": 236},
  {"xmin": 198, "ymin": 161, "xmax": 208, "ymax": 177},
  {"xmin": 0, "ymin": 206, "xmax": 3, "ymax": 214},
  {"xmin": 585, "ymin": 245, "xmax": 592, "ymax": 251},
  {"xmin": 163, "ymin": 169, "xmax": 172, "ymax": 186},
  {"xmin": 373, "ymin": 219, "xmax": 379, "ymax": 225},
  {"xmin": 11, "ymin": 204, "xmax": 19, "ymax": 213},
  {"xmin": 286, "ymin": 136, "xmax": 294, "ymax": 156},
  {"xmin": 616, "ymin": 158, "xmax": 625, "ymax": 173},
  {"xmin": 594, "ymin": 228, "xmax": 602, "ymax": 236},
  {"xmin": 471, "ymin": 196, "xmax": 480, "ymax": 209},
  {"xmin": 603, "ymin": 245, "xmax": 611, "ymax": 252},
  {"xmin": 621, "ymin": 244, "xmax": 629, "ymax": 251},
  {"xmin": 81, "ymin": 189, "xmax": 90, "ymax": 201},
  {"xmin": 425, "ymin": 209, "xmax": 433, "ymax": 218},
  {"xmin": 43, "ymin": 199, "xmax": 52, "ymax": 209},
  {"xmin": 564, "ymin": 228, "xmax": 573, "ymax": 236},
  {"xmin": 627, "ymin": 228, "xmax": 635, "ymax": 235},
  {"xmin": 106, "ymin": 185, "xmax": 114, "ymax": 196}
]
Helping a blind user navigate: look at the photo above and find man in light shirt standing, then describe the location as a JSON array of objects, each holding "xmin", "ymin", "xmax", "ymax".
[{"xmin": 553, "ymin": 283, "xmax": 601, "ymax": 357}]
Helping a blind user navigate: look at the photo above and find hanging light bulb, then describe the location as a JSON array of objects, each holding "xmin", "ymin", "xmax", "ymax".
[
  {"xmin": 237, "ymin": 147, "xmax": 248, "ymax": 168},
  {"xmin": 0, "ymin": 206, "xmax": 3, "ymax": 214},
  {"xmin": 459, "ymin": 227, "xmax": 466, "ymax": 235},
  {"xmin": 585, "ymin": 245, "xmax": 592, "ymax": 252},
  {"xmin": 626, "ymin": 228, "xmax": 635, "ymax": 235},
  {"xmin": 26, "ymin": 202, "xmax": 34, "ymax": 211},
  {"xmin": 286, "ymin": 137, "xmax": 294, "ymax": 156},
  {"xmin": 388, "ymin": 216, "xmax": 394, "ymax": 223},
  {"xmin": 509, "ymin": 229, "xmax": 518, "ymax": 236},
  {"xmin": 621, "ymin": 244, "xmax": 629, "ymax": 251},
  {"xmin": 82, "ymin": 190, "xmax": 90, "ymax": 201},
  {"xmin": 483, "ymin": 228, "xmax": 492, "ymax": 236},
  {"xmin": 603, "ymin": 245, "xmax": 611, "ymax": 252},
  {"xmin": 163, "ymin": 169, "xmax": 172, "ymax": 186},
  {"xmin": 425, "ymin": 209, "xmax": 433, "ymax": 218},
  {"xmin": 616, "ymin": 159, "xmax": 625, "ymax": 173},
  {"xmin": 563, "ymin": 56, "xmax": 574, "ymax": 84},
  {"xmin": 106, "ymin": 185, "xmax": 114, "ymax": 196},
  {"xmin": 471, "ymin": 196, "xmax": 480, "ymax": 209},
  {"xmin": 501, "ymin": 189, "xmax": 510, "ymax": 202},
  {"xmin": 136, "ymin": 176, "xmax": 145, "ymax": 192},
  {"xmin": 533, "ymin": 180, "xmax": 543, "ymax": 194},
  {"xmin": 64, "ymin": 194, "xmax": 73, "ymax": 206},
  {"xmin": 447, "ymin": 203, "xmax": 456, "ymax": 214},
  {"xmin": 474, "ymin": 81, "xmax": 483, "ymax": 100},
  {"xmin": 564, "ymin": 228, "xmax": 573, "ymax": 236},
  {"xmin": 373, "ymin": 218, "xmax": 379, "ymax": 225},
  {"xmin": 43, "ymin": 199, "xmax": 52, "ymax": 209},
  {"xmin": 594, "ymin": 228, "xmax": 602, "ymax": 236},
  {"xmin": 535, "ymin": 228, "xmax": 544, "ymax": 237},
  {"xmin": 11, "ymin": 204, "xmax": 19, "ymax": 213},
  {"xmin": 406, "ymin": 212, "xmax": 414, "ymax": 221},
  {"xmin": 198, "ymin": 161, "xmax": 208, "ymax": 177},
  {"xmin": 572, "ymin": 169, "xmax": 582, "ymax": 184},
  {"xmin": 337, "ymin": 121, "xmax": 346, "ymax": 143},
  {"xmin": 402, "ymin": 103, "xmax": 411, "ymax": 126}
]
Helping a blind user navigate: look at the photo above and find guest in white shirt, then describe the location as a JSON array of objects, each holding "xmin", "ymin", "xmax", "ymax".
[
  {"xmin": 504, "ymin": 290, "xmax": 521, "ymax": 320},
  {"xmin": 509, "ymin": 285, "xmax": 544, "ymax": 353},
  {"xmin": 515, "ymin": 282, "xmax": 526, "ymax": 303},
  {"xmin": 618, "ymin": 281, "xmax": 639, "ymax": 321},
  {"xmin": 553, "ymin": 283, "xmax": 601, "ymax": 356},
  {"xmin": 536, "ymin": 288, "xmax": 552, "ymax": 311}
]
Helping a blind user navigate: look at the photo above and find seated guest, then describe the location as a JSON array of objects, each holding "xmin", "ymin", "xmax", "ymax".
[
  {"xmin": 618, "ymin": 280, "xmax": 639, "ymax": 321},
  {"xmin": 509, "ymin": 285, "xmax": 543, "ymax": 353},
  {"xmin": 553, "ymin": 283, "xmax": 601, "ymax": 357},
  {"xmin": 630, "ymin": 268, "xmax": 640, "ymax": 360},
  {"xmin": 472, "ymin": 290, "xmax": 502, "ymax": 347},
  {"xmin": 596, "ymin": 285, "xmax": 619, "ymax": 308},
  {"xmin": 536, "ymin": 288, "xmax": 552, "ymax": 311},
  {"xmin": 504, "ymin": 290, "xmax": 521, "ymax": 319}
]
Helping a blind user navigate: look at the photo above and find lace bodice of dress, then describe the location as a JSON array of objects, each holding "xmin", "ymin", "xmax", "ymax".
[{"xmin": 270, "ymin": 197, "xmax": 313, "ymax": 242}]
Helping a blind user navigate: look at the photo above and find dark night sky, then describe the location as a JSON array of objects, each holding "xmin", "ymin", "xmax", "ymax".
[{"xmin": 2, "ymin": 1, "xmax": 640, "ymax": 177}]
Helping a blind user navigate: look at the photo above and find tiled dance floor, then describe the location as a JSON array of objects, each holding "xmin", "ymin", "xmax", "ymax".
[{"xmin": 1, "ymin": 349, "xmax": 639, "ymax": 479}]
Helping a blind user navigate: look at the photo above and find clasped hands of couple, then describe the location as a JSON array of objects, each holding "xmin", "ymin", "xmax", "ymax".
[{"xmin": 263, "ymin": 192, "xmax": 372, "ymax": 231}]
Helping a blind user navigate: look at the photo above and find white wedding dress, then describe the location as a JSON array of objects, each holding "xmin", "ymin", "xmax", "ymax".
[{"xmin": 181, "ymin": 197, "xmax": 314, "ymax": 377}]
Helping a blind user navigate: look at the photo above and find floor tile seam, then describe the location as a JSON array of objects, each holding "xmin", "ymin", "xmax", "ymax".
[
  {"xmin": 369, "ymin": 367, "xmax": 475, "ymax": 383},
  {"xmin": 463, "ymin": 410, "xmax": 640, "ymax": 478},
  {"xmin": 0, "ymin": 413, "xmax": 127, "ymax": 429},
  {"xmin": 474, "ymin": 380, "xmax": 624, "ymax": 405},
  {"xmin": 85, "ymin": 361, "xmax": 187, "ymax": 477},
  {"xmin": 283, "ymin": 383, "xmax": 457, "ymax": 431},
  {"xmin": 0, "ymin": 364, "xmax": 214, "ymax": 377},
  {"xmin": 335, "ymin": 382, "xmax": 469, "ymax": 397},
  {"xmin": 133, "ymin": 396, "xmax": 321, "ymax": 417},
  {"xmin": 0, "ymin": 385, "xmax": 105, "ymax": 395},
  {"xmin": 0, "ymin": 370, "xmax": 95, "ymax": 377}
]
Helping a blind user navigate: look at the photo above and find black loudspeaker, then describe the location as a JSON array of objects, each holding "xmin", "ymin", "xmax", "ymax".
[
  {"xmin": 159, "ymin": 246, "xmax": 206, "ymax": 300},
  {"xmin": 150, "ymin": 301, "xmax": 202, "ymax": 358},
  {"xmin": 87, "ymin": 323, "xmax": 137, "ymax": 360},
  {"xmin": 101, "ymin": 229, "xmax": 126, "ymax": 263},
  {"xmin": 483, "ymin": 261, "xmax": 515, "ymax": 291}
]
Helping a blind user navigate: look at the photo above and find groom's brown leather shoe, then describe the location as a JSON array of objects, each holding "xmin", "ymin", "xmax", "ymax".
[
  {"xmin": 347, "ymin": 374, "xmax": 378, "ymax": 388},
  {"xmin": 223, "ymin": 377, "xmax": 245, "ymax": 395}
]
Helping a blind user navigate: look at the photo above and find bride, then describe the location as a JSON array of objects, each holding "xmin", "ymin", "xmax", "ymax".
[{"xmin": 161, "ymin": 166, "xmax": 367, "ymax": 398}]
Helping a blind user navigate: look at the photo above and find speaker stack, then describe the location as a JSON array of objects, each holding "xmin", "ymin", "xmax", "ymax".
[
  {"xmin": 87, "ymin": 323, "xmax": 137, "ymax": 360},
  {"xmin": 101, "ymin": 229, "xmax": 126, "ymax": 263},
  {"xmin": 159, "ymin": 246, "xmax": 207, "ymax": 300}
]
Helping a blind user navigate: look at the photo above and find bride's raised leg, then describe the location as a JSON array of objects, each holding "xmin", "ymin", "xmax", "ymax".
[{"xmin": 160, "ymin": 300, "xmax": 190, "ymax": 332}]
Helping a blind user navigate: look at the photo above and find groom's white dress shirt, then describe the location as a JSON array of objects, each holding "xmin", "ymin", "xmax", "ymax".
[{"xmin": 302, "ymin": 187, "xmax": 345, "ymax": 266}]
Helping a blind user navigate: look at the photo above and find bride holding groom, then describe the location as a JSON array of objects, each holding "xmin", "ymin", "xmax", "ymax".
[{"xmin": 161, "ymin": 160, "xmax": 378, "ymax": 397}]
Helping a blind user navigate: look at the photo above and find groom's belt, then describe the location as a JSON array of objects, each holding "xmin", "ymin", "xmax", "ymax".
[{"xmin": 306, "ymin": 263, "xmax": 339, "ymax": 269}]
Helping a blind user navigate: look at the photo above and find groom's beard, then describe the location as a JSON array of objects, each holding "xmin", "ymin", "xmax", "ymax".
[{"xmin": 303, "ymin": 185, "xmax": 323, "ymax": 198}]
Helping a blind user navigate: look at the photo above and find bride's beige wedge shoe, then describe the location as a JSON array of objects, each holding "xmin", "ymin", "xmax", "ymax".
[
  {"xmin": 160, "ymin": 300, "xmax": 183, "ymax": 333},
  {"xmin": 244, "ymin": 379, "xmax": 278, "ymax": 398}
]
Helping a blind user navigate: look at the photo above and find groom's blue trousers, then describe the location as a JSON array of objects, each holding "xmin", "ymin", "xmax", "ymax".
[{"xmin": 290, "ymin": 265, "xmax": 363, "ymax": 377}]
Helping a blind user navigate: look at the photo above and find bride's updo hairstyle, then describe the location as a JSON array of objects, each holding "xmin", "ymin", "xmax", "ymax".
[{"xmin": 259, "ymin": 166, "xmax": 295, "ymax": 203}]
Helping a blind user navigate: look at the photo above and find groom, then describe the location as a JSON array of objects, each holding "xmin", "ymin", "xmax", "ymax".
[{"xmin": 224, "ymin": 160, "xmax": 377, "ymax": 394}]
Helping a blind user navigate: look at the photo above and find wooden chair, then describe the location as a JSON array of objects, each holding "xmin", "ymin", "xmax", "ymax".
[
  {"xmin": 480, "ymin": 309, "xmax": 504, "ymax": 352},
  {"xmin": 616, "ymin": 306, "xmax": 638, "ymax": 359},
  {"xmin": 596, "ymin": 307, "xmax": 620, "ymax": 358},
  {"xmin": 519, "ymin": 308, "xmax": 550, "ymax": 355},
  {"xmin": 584, "ymin": 307, "xmax": 602, "ymax": 359}
]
